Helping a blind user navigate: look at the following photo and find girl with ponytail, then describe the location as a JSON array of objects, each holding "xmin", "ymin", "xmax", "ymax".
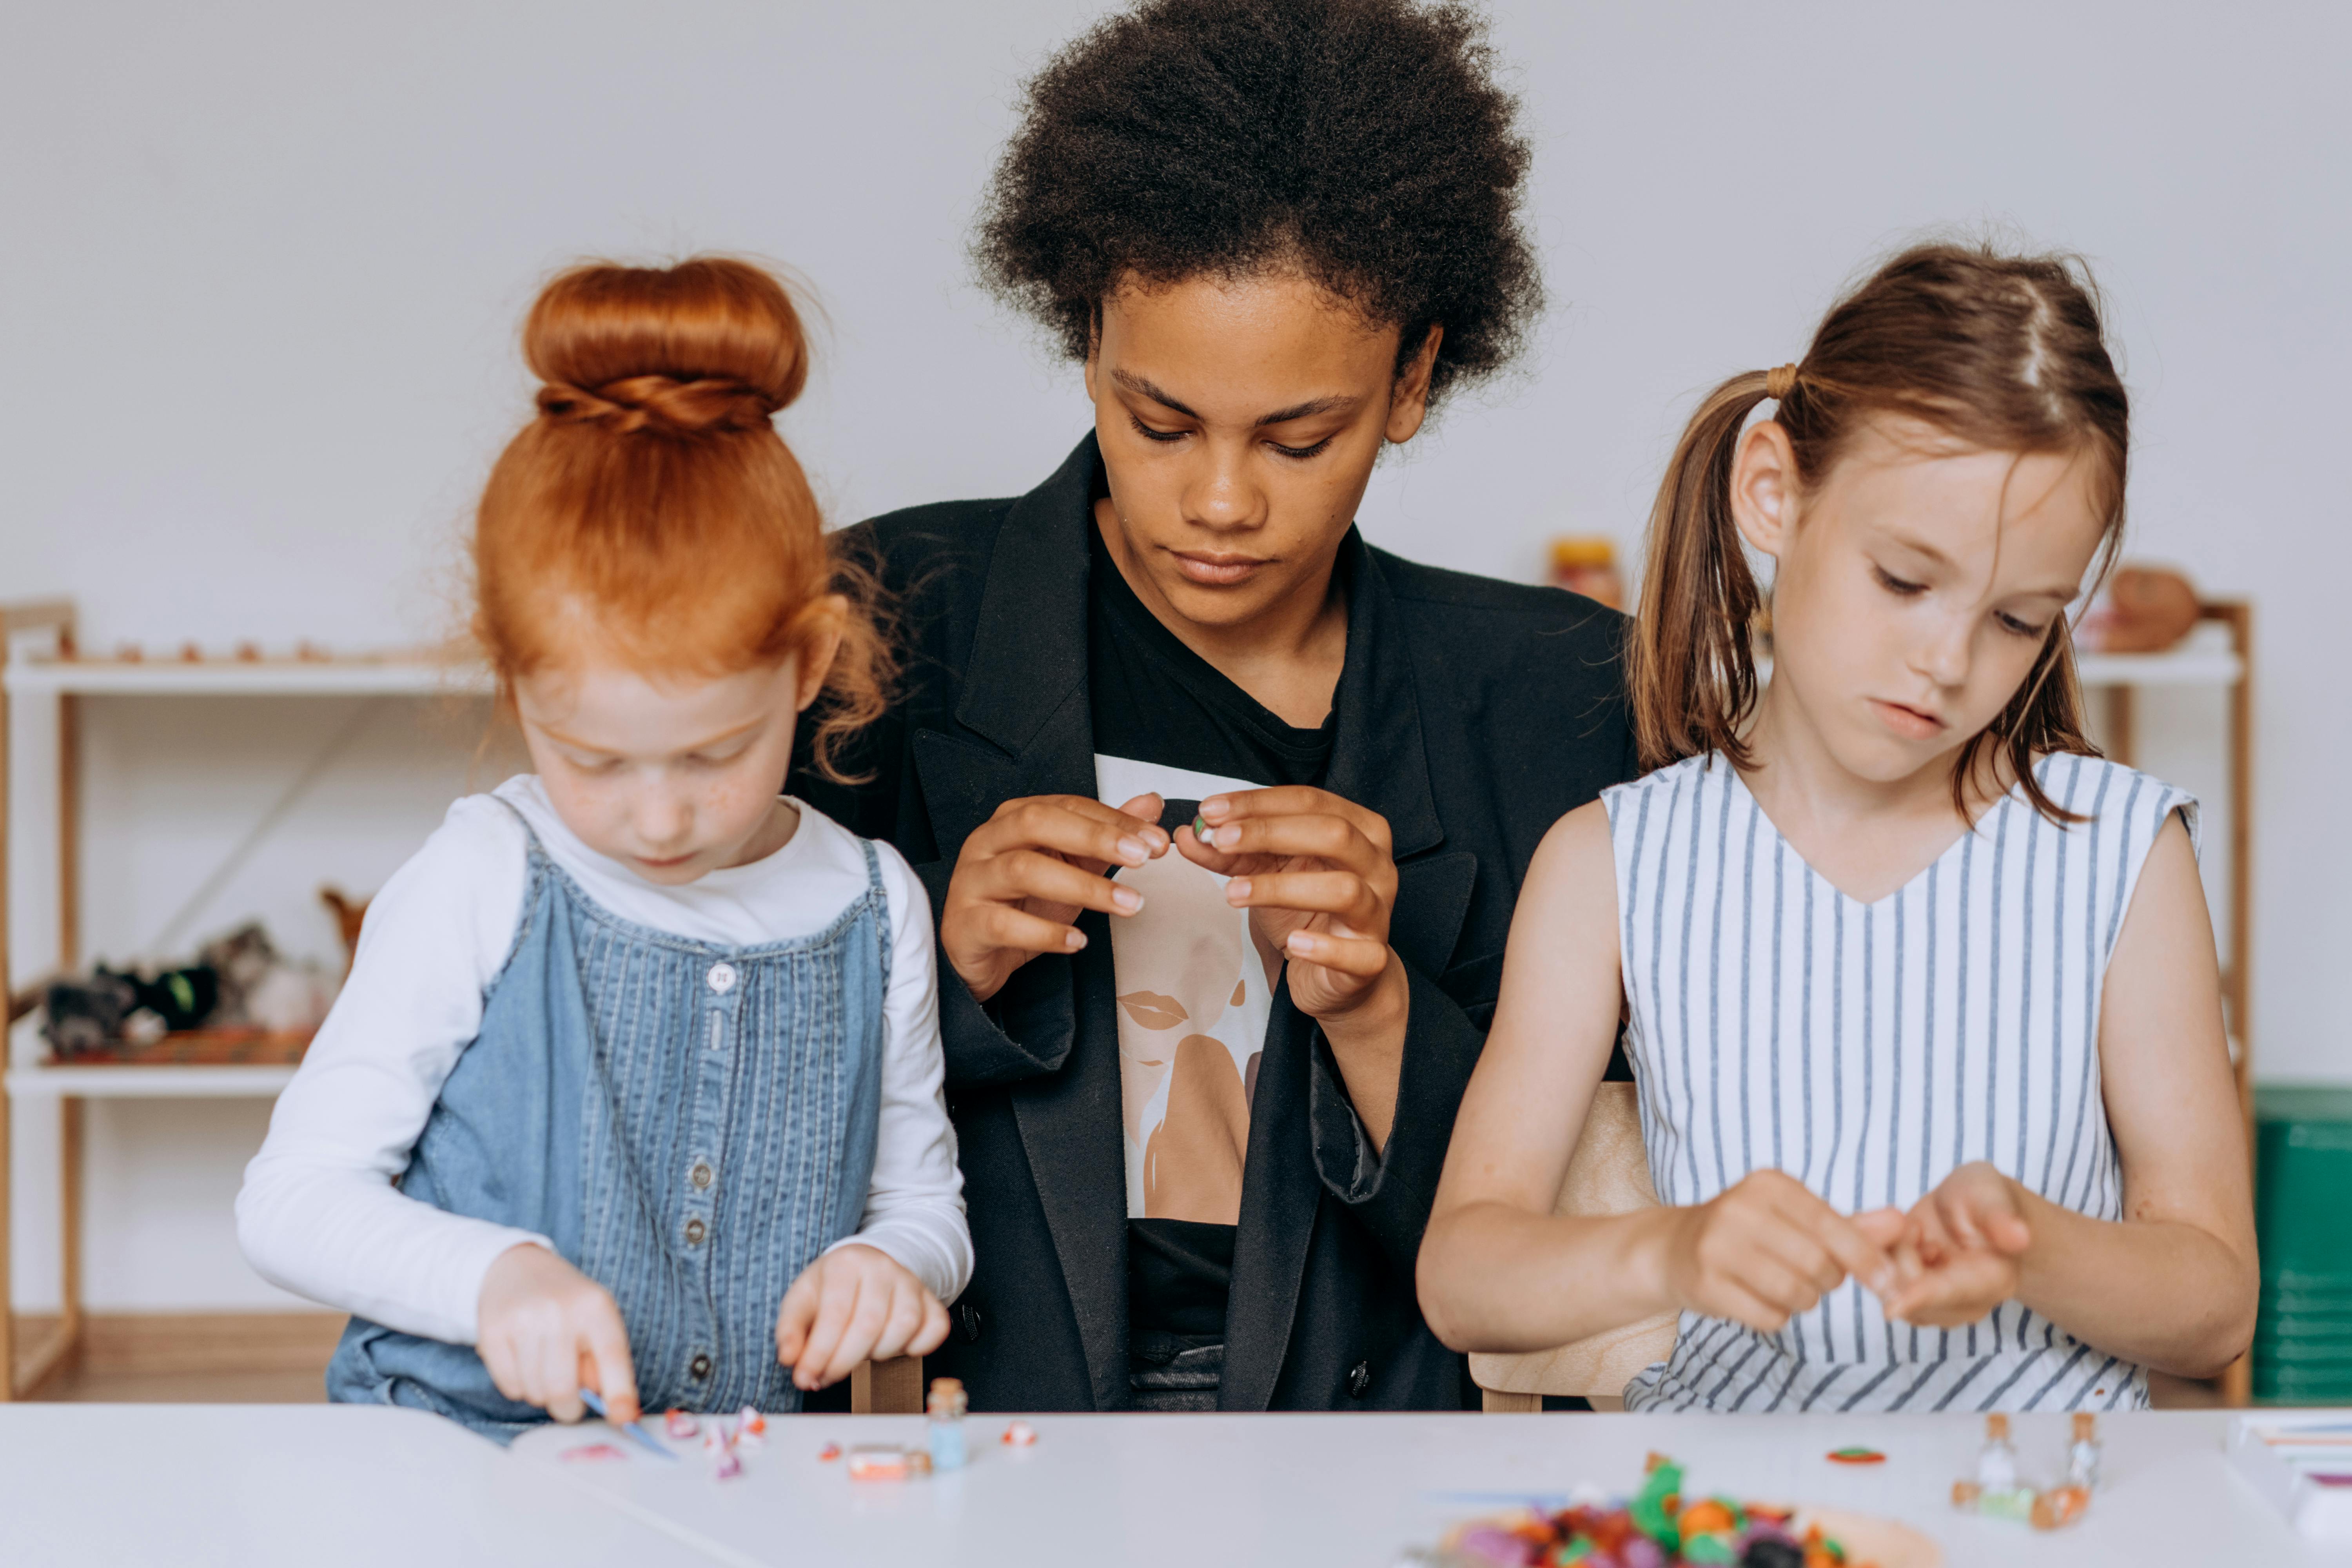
[
  {"xmin": 1421, "ymin": 243, "xmax": 2256, "ymax": 1412},
  {"xmin": 238, "ymin": 259, "xmax": 969, "ymax": 1438}
]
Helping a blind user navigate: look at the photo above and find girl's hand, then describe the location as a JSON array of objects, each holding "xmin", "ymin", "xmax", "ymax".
[
  {"xmin": 1177, "ymin": 787, "xmax": 1399, "ymax": 1022},
  {"xmin": 939, "ymin": 793, "xmax": 1169, "ymax": 1004},
  {"xmin": 775, "ymin": 1243, "xmax": 951, "ymax": 1392},
  {"xmin": 1658, "ymin": 1169, "xmax": 1897, "ymax": 1335},
  {"xmin": 475, "ymin": 1241, "xmax": 639, "ymax": 1425},
  {"xmin": 1875, "ymin": 1162, "xmax": 2034, "ymax": 1327}
]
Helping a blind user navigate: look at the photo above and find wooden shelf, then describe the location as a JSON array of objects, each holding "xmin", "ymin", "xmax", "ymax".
[
  {"xmin": 4, "ymin": 1063, "xmax": 298, "ymax": 1099},
  {"xmin": 2077, "ymin": 645, "xmax": 2243, "ymax": 687},
  {"xmin": 4, "ymin": 658, "xmax": 491, "ymax": 699}
]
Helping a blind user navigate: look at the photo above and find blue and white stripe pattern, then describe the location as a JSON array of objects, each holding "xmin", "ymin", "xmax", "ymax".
[{"xmin": 1607, "ymin": 751, "xmax": 2195, "ymax": 1414}]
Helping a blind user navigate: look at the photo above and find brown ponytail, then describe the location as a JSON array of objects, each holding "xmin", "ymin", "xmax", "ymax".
[
  {"xmin": 1628, "ymin": 370, "xmax": 1776, "ymax": 776},
  {"xmin": 1628, "ymin": 241, "xmax": 2130, "ymax": 824},
  {"xmin": 472, "ymin": 257, "xmax": 892, "ymax": 783}
]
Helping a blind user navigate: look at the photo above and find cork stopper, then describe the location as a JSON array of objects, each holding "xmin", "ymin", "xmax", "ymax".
[
  {"xmin": 1986, "ymin": 1413, "xmax": 2011, "ymax": 1441},
  {"xmin": 2073, "ymin": 1412, "xmax": 2096, "ymax": 1441}
]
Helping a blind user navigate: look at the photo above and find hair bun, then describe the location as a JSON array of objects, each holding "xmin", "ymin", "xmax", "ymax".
[
  {"xmin": 535, "ymin": 375, "xmax": 777, "ymax": 436},
  {"xmin": 523, "ymin": 258, "xmax": 809, "ymax": 433}
]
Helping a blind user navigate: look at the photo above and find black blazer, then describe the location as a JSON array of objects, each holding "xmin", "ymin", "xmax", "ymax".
[{"xmin": 795, "ymin": 434, "xmax": 1634, "ymax": 1411}]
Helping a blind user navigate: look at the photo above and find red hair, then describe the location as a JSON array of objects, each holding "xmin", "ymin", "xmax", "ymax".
[{"xmin": 472, "ymin": 257, "xmax": 888, "ymax": 780}]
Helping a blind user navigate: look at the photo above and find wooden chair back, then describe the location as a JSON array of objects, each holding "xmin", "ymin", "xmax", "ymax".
[{"xmin": 1470, "ymin": 1081, "xmax": 1677, "ymax": 1410}]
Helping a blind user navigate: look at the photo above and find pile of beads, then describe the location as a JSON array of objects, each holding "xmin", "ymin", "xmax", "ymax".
[{"xmin": 1439, "ymin": 1454, "xmax": 1878, "ymax": 1568}]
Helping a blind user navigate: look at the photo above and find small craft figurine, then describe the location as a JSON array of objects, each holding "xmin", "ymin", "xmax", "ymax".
[
  {"xmin": 2029, "ymin": 1485, "xmax": 2090, "ymax": 1531},
  {"xmin": 2066, "ymin": 1412, "xmax": 2101, "ymax": 1491},
  {"xmin": 846, "ymin": 1445, "xmax": 932, "ymax": 1481},
  {"xmin": 846, "ymin": 1446, "xmax": 906, "ymax": 1482},
  {"xmin": 817, "ymin": 1442, "xmax": 842, "ymax": 1462},
  {"xmin": 927, "ymin": 1377, "xmax": 969, "ymax": 1471},
  {"xmin": 1950, "ymin": 1411, "xmax": 2093, "ymax": 1531},
  {"xmin": 703, "ymin": 1425, "xmax": 742, "ymax": 1480},
  {"xmin": 1002, "ymin": 1419, "xmax": 1038, "ymax": 1447},
  {"xmin": 1950, "ymin": 1413, "xmax": 2029, "ymax": 1517},
  {"xmin": 1628, "ymin": 1452, "xmax": 1685, "ymax": 1549},
  {"xmin": 664, "ymin": 1408, "xmax": 699, "ymax": 1439},
  {"xmin": 734, "ymin": 1406, "xmax": 767, "ymax": 1447}
]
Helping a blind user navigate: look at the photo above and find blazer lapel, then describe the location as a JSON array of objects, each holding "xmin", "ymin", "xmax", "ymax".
[
  {"xmin": 916, "ymin": 434, "xmax": 1132, "ymax": 1409},
  {"xmin": 1222, "ymin": 536, "xmax": 1475, "ymax": 1410}
]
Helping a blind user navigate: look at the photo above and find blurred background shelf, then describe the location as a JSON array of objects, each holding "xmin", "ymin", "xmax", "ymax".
[
  {"xmin": 6, "ymin": 1064, "xmax": 303, "ymax": 1100},
  {"xmin": 0, "ymin": 600, "xmax": 485, "ymax": 1398},
  {"xmin": 6, "ymin": 1028, "xmax": 311, "ymax": 1100},
  {"xmin": 5, "ymin": 656, "xmax": 490, "ymax": 699}
]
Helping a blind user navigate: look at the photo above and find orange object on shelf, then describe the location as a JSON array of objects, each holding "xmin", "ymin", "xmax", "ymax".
[
  {"xmin": 1548, "ymin": 536, "xmax": 1625, "ymax": 609},
  {"xmin": 2080, "ymin": 564, "xmax": 2199, "ymax": 653}
]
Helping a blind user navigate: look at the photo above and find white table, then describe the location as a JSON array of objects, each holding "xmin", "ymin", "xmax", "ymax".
[
  {"xmin": 512, "ymin": 1408, "xmax": 2352, "ymax": 1567},
  {"xmin": 2, "ymin": 1405, "xmax": 2343, "ymax": 1565},
  {"xmin": 0, "ymin": 1405, "xmax": 692, "ymax": 1567}
]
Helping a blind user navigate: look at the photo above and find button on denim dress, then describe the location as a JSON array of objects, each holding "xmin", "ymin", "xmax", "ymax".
[{"xmin": 326, "ymin": 812, "xmax": 889, "ymax": 1441}]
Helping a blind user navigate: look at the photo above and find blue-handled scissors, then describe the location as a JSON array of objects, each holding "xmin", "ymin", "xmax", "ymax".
[{"xmin": 577, "ymin": 1387, "xmax": 680, "ymax": 1462}]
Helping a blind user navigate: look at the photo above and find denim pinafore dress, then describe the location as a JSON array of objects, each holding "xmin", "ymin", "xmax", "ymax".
[{"xmin": 326, "ymin": 808, "xmax": 889, "ymax": 1441}]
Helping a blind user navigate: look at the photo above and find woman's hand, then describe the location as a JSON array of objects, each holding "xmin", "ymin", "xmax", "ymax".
[
  {"xmin": 475, "ymin": 1241, "xmax": 639, "ymax": 1425},
  {"xmin": 938, "ymin": 793, "xmax": 1169, "ymax": 1004},
  {"xmin": 1177, "ymin": 787, "xmax": 1399, "ymax": 1022},
  {"xmin": 775, "ymin": 1243, "xmax": 951, "ymax": 1392},
  {"xmin": 1657, "ymin": 1169, "xmax": 1897, "ymax": 1335},
  {"xmin": 1871, "ymin": 1161, "xmax": 2034, "ymax": 1328}
]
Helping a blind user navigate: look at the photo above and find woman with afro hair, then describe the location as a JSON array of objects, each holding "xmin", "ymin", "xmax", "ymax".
[{"xmin": 797, "ymin": 0, "xmax": 1634, "ymax": 1412}]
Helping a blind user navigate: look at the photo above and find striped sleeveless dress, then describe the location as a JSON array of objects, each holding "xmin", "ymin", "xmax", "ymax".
[{"xmin": 1606, "ymin": 751, "xmax": 2196, "ymax": 1414}]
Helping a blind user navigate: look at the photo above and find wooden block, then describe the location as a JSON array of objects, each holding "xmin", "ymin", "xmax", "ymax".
[
  {"xmin": 851, "ymin": 1355, "xmax": 924, "ymax": 1415},
  {"xmin": 1480, "ymin": 1388, "xmax": 1540, "ymax": 1413}
]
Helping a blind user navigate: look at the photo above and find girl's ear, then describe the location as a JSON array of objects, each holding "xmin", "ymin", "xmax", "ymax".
[
  {"xmin": 1730, "ymin": 419, "xmax": 1800, "ymax": 560},
  {"xmin": 793, "ymin": 595, "xmax": 851, "ymax": 713},
  {"xmin": 1383, "ymin": 325, "xmax": 1445, "ymax": 444}
]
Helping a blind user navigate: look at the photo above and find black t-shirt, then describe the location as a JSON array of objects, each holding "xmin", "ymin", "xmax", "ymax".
[{"xmin": 1085, "ymin": 517, "xmax": 1339, "ymax": 1389}]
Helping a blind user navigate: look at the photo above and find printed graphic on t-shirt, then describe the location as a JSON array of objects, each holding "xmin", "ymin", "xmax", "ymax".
[{"xmin": 1096, "ymin": 753, "xmax": 1283, "ymax": 1226}]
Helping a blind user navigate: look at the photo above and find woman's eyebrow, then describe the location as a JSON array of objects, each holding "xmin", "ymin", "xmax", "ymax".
[
  {"xmin": 1255, "ymin": 394, "xmax": 1357, "ymax": 425},
  {"xmin": 1110, "ymin": 369, "xmax": 1199, "ymax": 418},
  {"xmin": 1108, "ymin": 368, "xmax": 1357, "ymax": 427}
]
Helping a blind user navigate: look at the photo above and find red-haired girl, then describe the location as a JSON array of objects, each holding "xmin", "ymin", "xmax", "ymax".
[
  {"xmin": 1420, "ymin": 243, "xmax": 2257, "ymax": 1412},
  {"xmin": 238, "ymin": 258, "xmax": 967, "ymax": 1438}
]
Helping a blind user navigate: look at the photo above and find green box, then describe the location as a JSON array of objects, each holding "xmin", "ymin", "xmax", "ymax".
[{"xmin": 2253, "ymin": 1085, "xmax": 2352, "ymax": 1402}]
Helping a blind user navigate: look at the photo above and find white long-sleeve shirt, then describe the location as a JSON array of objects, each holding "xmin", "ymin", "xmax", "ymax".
[{"xmin": 238, "ymin": 776, "xmax": 969, "ymax": 1346}]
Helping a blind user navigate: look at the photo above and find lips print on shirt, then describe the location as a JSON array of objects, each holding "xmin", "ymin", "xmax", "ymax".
[{"xmin": 1097, "ymin": 754, "xmax": 1285, "ymax": 1226}]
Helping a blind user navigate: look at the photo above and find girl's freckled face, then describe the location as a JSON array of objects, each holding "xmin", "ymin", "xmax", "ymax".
[{"xmin": 512, "ymin": 654, "xmax": 806, "ymax": 885}]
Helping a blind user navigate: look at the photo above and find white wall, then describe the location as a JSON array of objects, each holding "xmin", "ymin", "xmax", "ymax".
[{"xmin": 3, "ymin": 1, "xmax": 2345, "ymax": 1310}]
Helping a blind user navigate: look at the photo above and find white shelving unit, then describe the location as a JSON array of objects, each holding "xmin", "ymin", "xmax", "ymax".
[{"xmin": 0, "ymin": 600, "xmax": 492, "ymax": 1396}]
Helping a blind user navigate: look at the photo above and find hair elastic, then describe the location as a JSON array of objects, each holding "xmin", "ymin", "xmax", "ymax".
[{"xmin": 1765, "ymin": 363, "xmax": 1798, "ymax": 401}]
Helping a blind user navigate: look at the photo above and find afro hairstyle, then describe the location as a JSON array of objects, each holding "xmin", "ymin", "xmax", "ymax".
[{"xmin": 973, "ymin": 0, "xmax": 1542, "ymax": 407}]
